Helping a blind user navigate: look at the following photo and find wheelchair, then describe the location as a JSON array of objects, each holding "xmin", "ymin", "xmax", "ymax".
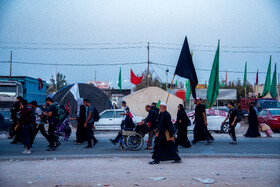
[{"xmin": 117, "ymin": 124, "xmax": 149, "ymax": 151}]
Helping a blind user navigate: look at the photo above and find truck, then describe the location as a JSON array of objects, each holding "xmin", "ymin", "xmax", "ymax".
[{"xmin": 0, "ymin": 76, "xmax": 46, "ymax": 130}]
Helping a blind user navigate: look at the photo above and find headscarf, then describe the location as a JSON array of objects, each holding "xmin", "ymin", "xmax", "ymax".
[
  {"xmin": 76, "ymin": 98, "xmax": 84, "ymax": 117},
  {"xmin": 177, "ymin": 104, "xmax": 185, "ymax": 119}
]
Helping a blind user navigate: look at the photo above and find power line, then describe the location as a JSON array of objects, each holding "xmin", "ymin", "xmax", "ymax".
[
  {"xmin": 151, "ymin": 62, "xmax": 269, "ymax": 74},
  {"xmin": 150, "ymin": 46, "xmax": 280, "ymax": 54},
  {"xmin": 0, "ymin": 41, "xmax": 145, "ymax": 46},
  {"xmin": 0, "ymin": 61, "xmax": 147, "ymax": 66},
  {"xmin": 0, "ymin": 46, "xmax": 145, "ymax": 50}
]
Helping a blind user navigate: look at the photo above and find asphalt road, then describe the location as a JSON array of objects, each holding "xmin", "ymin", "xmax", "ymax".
[{"xmin": 0, "ymin": 132, "xmax": 279, "ymax": 160}]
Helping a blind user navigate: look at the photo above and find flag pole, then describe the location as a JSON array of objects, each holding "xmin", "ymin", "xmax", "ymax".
[{"xmin": 166, "ymin": 74, "xmax": 175, "ymax": 103}]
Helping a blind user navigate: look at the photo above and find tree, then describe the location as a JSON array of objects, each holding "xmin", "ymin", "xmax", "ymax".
[
  {"xmin": 133, "ymin": 69, "xmax": 161, "ymax": 91},
  {"xmin": 222, "ymin": 78, "xmax": 253, "ymax": 102},
  {"xmin": 47, "ymin": 72, "xmax": 68, "ymax": 93}
]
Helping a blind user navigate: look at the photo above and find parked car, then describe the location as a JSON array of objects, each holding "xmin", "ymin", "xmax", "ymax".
[
  {"xmin": 95, "ymin": 109, "xmax": 143, "ymax": 130},
  {"xmin": 0, "ymin": 109, "xmax": 12, "ymax": 131},
  {"xmin": 258, "ymin": 108, "xmax": 280, "ymax": 131},
  {"xmin": 187, "ymin": 109, "xmax": 241, "ymax": 133}
]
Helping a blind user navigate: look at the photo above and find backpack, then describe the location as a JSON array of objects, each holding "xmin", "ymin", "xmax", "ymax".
[
  {"xmin": 93, "ymin": 107, "xmax": 100, "ymax": 122},
  {"xmin": 55, "ymin": 105, "xmax": 67, "ymax": 121},
  {"xmin": 236, "ymin": 110, "xmax": 242, "ymax": 123}
]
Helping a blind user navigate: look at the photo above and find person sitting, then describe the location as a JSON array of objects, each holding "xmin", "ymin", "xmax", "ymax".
[{"xmin": 110, "ymin": 101, "xmax": 134, "ymax": 145}]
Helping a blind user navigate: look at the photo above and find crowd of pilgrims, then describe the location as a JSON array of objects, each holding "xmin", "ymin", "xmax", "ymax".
[{"xmin": 8, "ymin": 96, "xmax": 266, "ymax": 164}]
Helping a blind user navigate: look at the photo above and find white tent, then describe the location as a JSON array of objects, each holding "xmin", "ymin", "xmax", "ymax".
[{"xmin": 122, "ymin": 86, "xmax": 183, "ymax": 119}]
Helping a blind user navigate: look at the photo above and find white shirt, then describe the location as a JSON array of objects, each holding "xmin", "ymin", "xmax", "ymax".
[
  {"xmin": 35, "ymin": 107, "xmax": 43, "ymax": 125},
  {"xmin": 123, "ymin": 106, "xmax": 129, "ymax": 121}
]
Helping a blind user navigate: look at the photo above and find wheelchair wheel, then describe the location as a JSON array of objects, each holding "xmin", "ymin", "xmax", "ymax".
[{"xmin": 126, "ymin": 132, "xmax": 144, "ymax": 151}]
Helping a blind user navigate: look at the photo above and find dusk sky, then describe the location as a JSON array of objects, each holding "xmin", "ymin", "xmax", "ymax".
[{"xmin": 0, "ymin": 0, "xmax": 279, "ymax": 89}]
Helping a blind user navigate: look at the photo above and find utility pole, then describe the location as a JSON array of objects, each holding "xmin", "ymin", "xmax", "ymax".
[
  {"xmin": 95, "ymin": 71, "xmax": 96, "ymax": 82},
  {"xmin": 147, "ymin": 42, "xmax": 150, "ymax": 87},
  {"xmin": 55, "ymin": 63, "xmax": 57, "ymax": 92},
  {"xmin": 9, "ymin": 50, "xmax": 12, "ymax": 76},
  {"xmin": 166, "ymin": 68, "xmax": 169, "ymax": 91}
]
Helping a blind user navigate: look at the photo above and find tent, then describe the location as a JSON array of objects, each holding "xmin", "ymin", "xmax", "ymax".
[
  {"xmin": 122, "ymin": 86, "xmax": 183, "ymax": 119},
  {"xmin": 52, "ymin": 83, "xmax": 111, "ymax": 117}
]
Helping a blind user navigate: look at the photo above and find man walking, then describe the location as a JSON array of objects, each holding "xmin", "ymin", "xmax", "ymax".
[
  {"xmin": 138, "ymin": 105, "xmax": 158, "ymax": 150},
  {"xmin": 83, "ymin": 99, "xmax": 98, "ymax": 148},
  {"xmin": 29, "ymin": 101, "xmax": 50, "ymax": 147},
  {"xmin": 150, "ymin": 102, "xmax": 181, "ymax": 165},
  {"xmin": 222, "ymin": 102, "xmax": 238, "ymax": 144},
  {"xmin": 45, "ymin": 97, "xmax": 61, "ymax": 151},
  {"xmin": 192, "ymin": 98, "xmax": 214, "ymax": 145}
]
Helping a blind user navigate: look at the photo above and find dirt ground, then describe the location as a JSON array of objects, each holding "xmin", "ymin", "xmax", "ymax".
[{"xmin": 0, "ymin": 158, "xmax": 279, "ymax": 187}]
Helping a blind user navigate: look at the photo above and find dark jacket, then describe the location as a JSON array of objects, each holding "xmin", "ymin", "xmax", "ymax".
[{"xmin": 144, "ymin": 109, "xmax": 159, "ymax": 129}]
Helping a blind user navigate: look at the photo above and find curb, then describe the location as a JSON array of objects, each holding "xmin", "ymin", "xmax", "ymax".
[{"xmin": 1, "ymin": 153, "xmax": 279, "ymax": 161}]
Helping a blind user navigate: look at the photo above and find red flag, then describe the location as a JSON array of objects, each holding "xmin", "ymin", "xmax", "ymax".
[
  {"xmin": 256, "ymin": 69, "xmax": 259, "ymax": 85},
  {"xmin": 225, "ymin": 70, "xmax": 227, "ymax": 86},
  {"xmin": 37, "ymin": 78, "xmax": 43, "ymax": 90},
  {"xmin": 130, "ymin": 69, "xmax": 143, "ymax": 85}
]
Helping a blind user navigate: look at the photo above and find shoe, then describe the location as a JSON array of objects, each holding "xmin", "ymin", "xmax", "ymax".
[
  {"xmin": 10, "ymin": 141, "xmax": 17, "ymax": 144},
  {"xmin": 150, "ymin": 151, "xmax": 154, "ymax": 154},
  {"xmin": 192, "ymin": 140, "xmax": 197, "ymax": 145},
  {"xmin": 93, "ymin": 139, "xmax": 98, "ymax": 146},
  {"xmin": 206, "ymin": 139, "xmax": 213, "ymax": 145},
  {"xmin": 144, "ymin": 147, "xmax": 152, "ymax": 150},
  {"xmin": 110, "ymin": 139, "xmax": 116, "ymax": 145},
  {"xmin": 47, "ymin": 144, "xmax": 51, "ymax": 148},
  {"xmin": 46, "ymin": 147, "xmax": 56, "ymax": 151},
  {"xmin": 229, "ymin": 141, "xmax": 237, "ymax": 145},
  {"xmin": 22, "ymin": 149, "xmax": 31, "ymax": 154},
  {"xmin": 85, "ymin": 145, "xmax": 93, "ymax": 149},
  {"xmin": 149, "ymin": 160, "xmax": 159, "ymax": 165},
  {"xmin": 172, "ymin": 160, "xmax": 182, "ymax": 164},
  {"xmin": 55, "ymin": 142, "xmax": 61, "ymax": 148}
]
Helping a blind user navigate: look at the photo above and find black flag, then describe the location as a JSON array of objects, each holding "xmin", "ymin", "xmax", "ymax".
[{"xmin": 174, "ymin": 36, "xmax": 198, "ymax": 99}]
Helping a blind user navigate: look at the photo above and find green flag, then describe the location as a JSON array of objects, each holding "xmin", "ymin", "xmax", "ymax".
[
  {"xmin": 118, "ymin": 67, "xmax": 122, "ymax": 90},
  {"xmin": 243, "ymin": 62, "xmax": 247, "ymax": 87},
  {"xmin": 262, "ymin": 56, "xmax": 272, "ymax": 96},
  {"xmin": 156, "ymin": 99, "xmax": 161, "ymax": 108},
  {"xmin": 221, "ymin": 80, "xmax": 225, "ymax": 89},
  {"xmin": 175, "ymin": 80, "xmax": 178, "ymax": 88},
  {"xmin": 204, "ymin": 80, "xmax": 207, "ymax": 88},
  {"xmin": 270, "ymin": 63, "xmax": 277, "ymax": 98},
  {"xmin": 206, "ymin": 40, "xmax": 220, "ymax": 108},
  {"xmin": 185, "ymin": 80, "xmax": 191, "ymax": 103}
]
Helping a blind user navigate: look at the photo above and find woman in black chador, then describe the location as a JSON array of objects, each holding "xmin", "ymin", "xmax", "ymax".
[
  {"xmin": 175, "ymin": 104, "xmax": 191, "ymax": 148},
  {"xmin": 244, "ymin": 103, "xmax": 261, "ymax": 137},
  {"xmin": 150, "ymin": 102, "xmax": 181, "ymax": 165}
]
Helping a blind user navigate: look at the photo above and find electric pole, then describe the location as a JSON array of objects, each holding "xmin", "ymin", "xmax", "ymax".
[
  {"xmin": 166, "ymin": 68, "xmax": 169, "ymax": 91},
  {"xmin": 95, "ymin": 71, "xmax": 96, "ymax": 82},
  {"xmin": 147, "ymin": 42, "xmax": 150, "ymax": 87},
  {"xmin": 9, "ymin": 50, "xmax": 12, "ymax": 76}
]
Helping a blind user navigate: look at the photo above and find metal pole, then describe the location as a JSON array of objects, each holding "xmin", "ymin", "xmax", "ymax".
[
  {"xmin": 147, "ymin": 42, "xmax": 150, "ymax": 87},
  {"xmin": 166, "ymin": 68, "xmax": 169, "ymax": 91},
  {"xmin": 95, "ymin": 71, "xmax": 96, "ymax": 82},
  {"xmin": 166, "ymin": 75, "xmax": 175, "ymax": 103},
  {"xmin": 9, "ymin": 50, "xmax": 12, "ymax": 76}
]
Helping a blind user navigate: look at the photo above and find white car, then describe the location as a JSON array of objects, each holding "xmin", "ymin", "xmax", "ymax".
[
  {"xmin": 187, "ymin": 109, "xmax": 241, "ymax": 133},
  {"xmin": 95, "ymin": 109, "xmax": 143, "ymax": 131}
]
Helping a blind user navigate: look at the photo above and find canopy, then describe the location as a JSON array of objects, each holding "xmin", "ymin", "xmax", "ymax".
[
  {"xmin": 122, "ymin": 86, "xmax": 183, "ymax": 118},
  {"xmin": 53, "ymin": 83, "xmax": 111, "ymax": 117}
]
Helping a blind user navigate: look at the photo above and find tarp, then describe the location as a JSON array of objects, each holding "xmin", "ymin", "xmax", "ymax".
[
  {"xmin": 193, "ymin": 89, "xmax": 237, "ymax": 100},
  {"xmin": 52, "ymin": 83, "xmax": 111, "ymax": 117},
  {"xmin": 122, "ymin": 86, "xmax": 183, "ymax": 118}
]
